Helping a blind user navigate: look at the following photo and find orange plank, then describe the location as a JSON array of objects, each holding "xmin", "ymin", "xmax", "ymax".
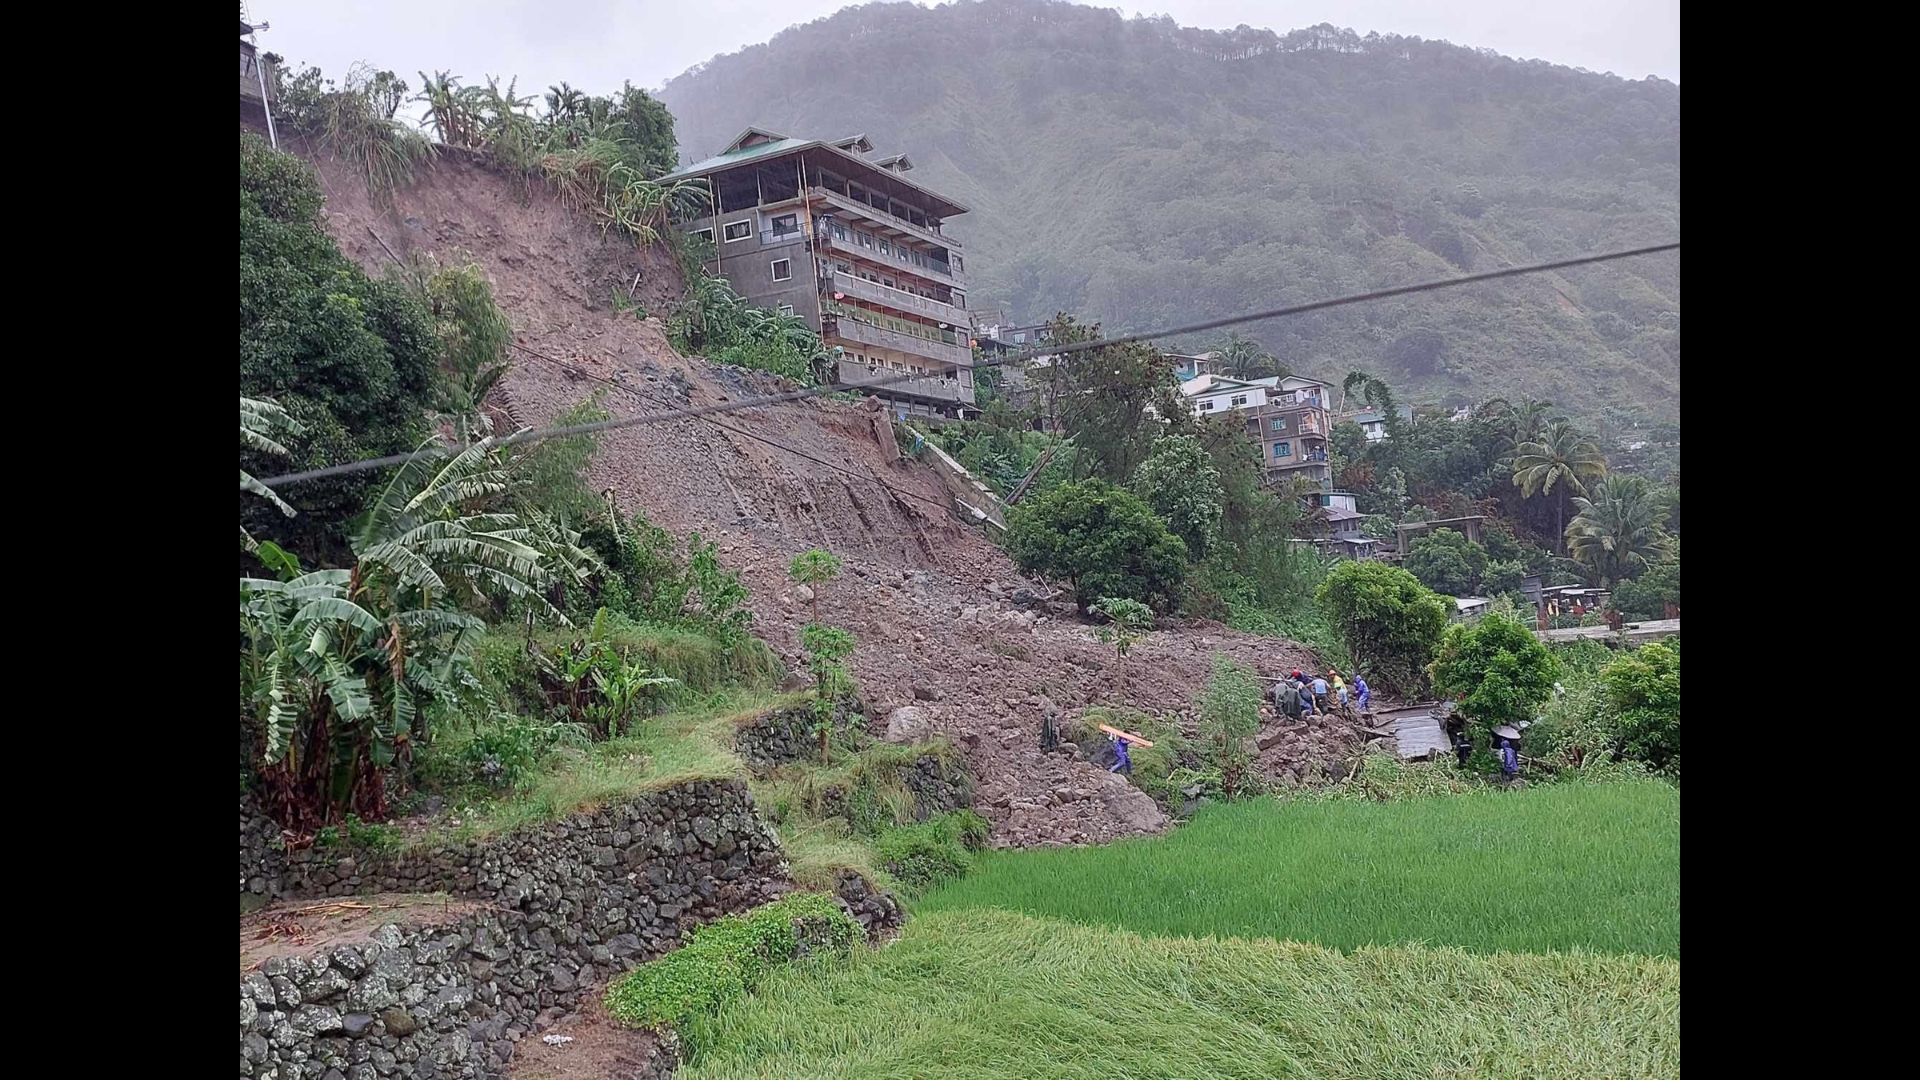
[{"xmin": 1096, "ymin": 723, "xmax": 1155, "ymax": 748}]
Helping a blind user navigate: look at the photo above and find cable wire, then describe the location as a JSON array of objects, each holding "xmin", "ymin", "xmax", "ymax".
[{"xmin": 250, "ymin": 241, "xmax": 1676, "ymax": 488}]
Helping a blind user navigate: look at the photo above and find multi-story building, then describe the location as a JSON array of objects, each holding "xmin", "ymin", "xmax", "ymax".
[
  {"xmin": 662, "ymin": 128, "xmax": 977, "ymax": 419},
  {"xmin": 1180, "ymin": 373, "xmax": 1333, "ymax": 488}
]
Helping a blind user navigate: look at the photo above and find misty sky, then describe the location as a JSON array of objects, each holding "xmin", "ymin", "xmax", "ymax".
[{"xmin": 248, "ymin": 0, "xmax": 1679, "ymax": 110}]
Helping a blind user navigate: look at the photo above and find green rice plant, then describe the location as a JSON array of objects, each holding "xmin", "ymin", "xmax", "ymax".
[
  {"xmin": 606, "ymin": 893, "xmax": 861, "ymax": 1032},
  {"xmin": 678, "ymin": 909, "xmax": 1680, "ymax": 1080},
  {"xmin": 918, "ymin": 780, "xmax": 1680, "ymax": 957}
]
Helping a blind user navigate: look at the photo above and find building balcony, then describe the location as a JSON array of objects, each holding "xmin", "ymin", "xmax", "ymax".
[
  {"xmin": 240, "ymin": 51, "xmax": 274, "ymax": 102},
  {"xmin": 828, "ymin": 316, "xmax": 973, "ymax": 368},
  {"xmin": 809, "ymin": 187, "xmax": 962, "ymax": 251},
  {"xmin": 828, "ymin": 271, "xmax": 970, "ymax": 328},
  {"xmin": 817, "ymin": 229, "xmax": 964, "ymax": 286},
  {"xmin": 835, "ymin": 359, "xmax": 974, "ymax": 405}
]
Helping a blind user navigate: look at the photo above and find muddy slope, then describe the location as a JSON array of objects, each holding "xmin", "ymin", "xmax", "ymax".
[{"xmin": 304, "ymin": 147, "xmax": 1349, "ymax": 845}]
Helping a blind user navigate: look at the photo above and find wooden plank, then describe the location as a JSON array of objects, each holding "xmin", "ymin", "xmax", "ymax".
[{"xmin": 1096, "ymin": 723, "xmax": 1155, "ymax": 748}]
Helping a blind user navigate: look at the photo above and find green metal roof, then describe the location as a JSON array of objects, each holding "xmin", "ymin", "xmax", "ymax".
[
  {"xmin": 660, "ymin": 137, "xmax": 815, "ymax": 182},
  {"xmin": 660, "ymin": 137, "xmax": 971, "ymax": 216}
]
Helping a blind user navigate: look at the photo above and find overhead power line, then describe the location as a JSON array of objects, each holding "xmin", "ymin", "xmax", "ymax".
[{"xmin": 249, "ymin": 241, "xmax": 1677, "ymax": 489}]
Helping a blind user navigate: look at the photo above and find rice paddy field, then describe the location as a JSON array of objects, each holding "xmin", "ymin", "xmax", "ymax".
[
  {"xmin": 677, "ymin": 780, "xmax": 1682, "ymax": 1078},
  {"xmin": 919, "ymin": 779, "xmax": 1681, "ymax": 958}
]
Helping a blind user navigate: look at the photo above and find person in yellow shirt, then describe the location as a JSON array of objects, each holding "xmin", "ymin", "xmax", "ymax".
[{"xmin": 1330, "ymin": 671, "xmax": 1349, "ymax": 717}]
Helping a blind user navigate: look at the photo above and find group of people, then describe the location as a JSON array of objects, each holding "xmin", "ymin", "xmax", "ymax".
[{"xmin": 1274, "ymin": 668, "xmax": 1368, "ymax": 721}]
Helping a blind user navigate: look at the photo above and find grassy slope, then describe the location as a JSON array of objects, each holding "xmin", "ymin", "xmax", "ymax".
[
  {"xmin": 681, "ymin": 908, "xmax": 1680, "ymax": 1080},
  {"xmin": 917, "ymin": 781, "xmax": 1679, "ymax": 957}
]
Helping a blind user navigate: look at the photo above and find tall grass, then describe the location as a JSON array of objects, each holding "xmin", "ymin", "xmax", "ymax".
[
  {"xmin": 919, "ymin": 781, "xmax": 1680, "ymax": 957},
  {"xmin": 419, "ymin": 690, "xmax": 793, "ymax": 843},
  {"xmin": 679, "ymin": 908, "xmax": 1680, "ymax": 1080}
]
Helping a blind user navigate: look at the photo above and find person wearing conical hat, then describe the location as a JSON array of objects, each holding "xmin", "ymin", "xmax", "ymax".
[{"xmin": 1495, "ymin": 724, "xmax": 1522, "ymax": 780}]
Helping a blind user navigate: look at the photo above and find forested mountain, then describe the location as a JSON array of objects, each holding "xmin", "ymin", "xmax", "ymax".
[{"xmin": 659, "ymin": 0, "xmax": 1680, "ymax": 422}]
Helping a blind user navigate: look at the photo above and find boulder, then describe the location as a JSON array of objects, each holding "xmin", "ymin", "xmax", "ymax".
[{"xmin": 883, "ymin": 706, "xmax": 933, "ymax": 744}]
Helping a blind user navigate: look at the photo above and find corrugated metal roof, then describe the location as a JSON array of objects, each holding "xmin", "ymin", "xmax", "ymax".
[
  {"xmin": 664, "ymin": 137, "xmax": 815, "ymax": 179},
  {"xmin": 662, "ymin": 137, "xmax": 971, "ymax": 216}
]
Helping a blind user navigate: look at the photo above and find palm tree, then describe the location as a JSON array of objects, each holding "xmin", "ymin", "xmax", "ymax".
[
  {"xmin": 241, "ymin": 396, "xmax": 300, "ymax": 552},
  {"xmin": 1482, "ymin": 397, "xmax": 1555, "ymax": 459},
  {"xmin": 1217, "ymin": 332, "xmax": 1280, "ymax": 379},
  {"xmin": 1512, "ymin": 420, "xmax": 1607, "ymax": 551},
  {"xmin": 1566, "ymin": 475, "xmax": 1672, "ymax": 587}
]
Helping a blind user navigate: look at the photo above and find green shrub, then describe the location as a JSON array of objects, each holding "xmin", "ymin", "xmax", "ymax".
[
  {"xmin": 1604, "ymin": 640, "xmax": 1680, "ymax": 778},
  {"xmin": 1429, "ymin": 611, "xmax": 1560, "ymax": 738},
  {"xmin": 1316, "ymin": 561, "xmax": 1448, "ymax": 696},
  {"xmin": 1196, "ymin": 655, "xmax": 1262, "ymax": 799},
  {"xmin": 877, "ymin": 810, "xmax": 992, "ymax": 893},
  {"xmin": 1006, "ymin": 479, "xmax": 1188, "ymax": 611},
  {"xmin": 605, "ymin": 892, "xmax": 862, "ymax": 1033}
]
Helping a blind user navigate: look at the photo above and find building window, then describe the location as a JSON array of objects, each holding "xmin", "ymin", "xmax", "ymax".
[
  {"xmin": 832, "ymin": 225, "xmax": 847, "ymax": 240},
  {"xmin": 953, "ymin": 255, "xmax": 964, "ymax": 272},
  {"xmin": 879, "ymin": 239, "xmax": 893, "ymax": 255},
  {"xmin": 691, "ymin": 227, "xmax": 715, "ymax": 244},
  {"xmin": 1270, "ymin": 417, "xmax": 1287, "ymax": 431},
  {"xmin": 1200, "ymin": 400, "xmax": 1217, "ymax": 411},
  {"xmin": 722, "ymin": 220, "xmax": 752, "ymax": 242},
  {"xmin": 857, "ymin": 232, "xmax": 873, "ymax": 247},
  {"xmin": 777, "ymin": 303, "xmax": 795, "ymax": 315},
  {"xmin": 1273, "ymin": 442, "xmax": 1291, "ymax": 458},
  {"xmin": 1230, "ymin": 394, "xmax": 1248, "ymax": 407},
  {"xmin": 771, "ymin": 258, "xmax": 792, "ymax": 282}
]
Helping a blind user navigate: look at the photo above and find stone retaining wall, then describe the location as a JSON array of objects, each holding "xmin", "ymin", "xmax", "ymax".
[
  {"xmin": 241, "ymin": 906, "xmax": 678, "ymax": 1079},
  {"xmin": 241, "ymin": 780, "xmax": 794, "ymax": 1079}
]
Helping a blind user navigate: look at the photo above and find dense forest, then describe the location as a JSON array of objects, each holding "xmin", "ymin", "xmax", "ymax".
[{"xmin": 659, "ymin": 0, "xmax": 1680, "ymax": 424}]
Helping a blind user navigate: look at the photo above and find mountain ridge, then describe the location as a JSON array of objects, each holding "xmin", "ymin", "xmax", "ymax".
[{"xmin": 659, "ymin": 0, "xmax": 1680, "ymax": 422}]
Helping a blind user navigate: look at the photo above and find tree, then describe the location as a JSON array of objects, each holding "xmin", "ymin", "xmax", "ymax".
[
  {"xmin": 1216, "ymin": 332, "xmax": 1282, "ymax": 379},
  {"xmin": 1429, "ymin": 612, "xmax": 1560, "ymax": 741},
  {"xmin": 1316, "ymin": 562, "xmax": 1449, "ymax": 696},
  {"xmin": 1092, "ymin": 596, "xmax": 1154, "ymax": 702},
  {"xmin": 1342, "ymin": 370, "xmax": 1404, "ymax": 441},
  {"xmin": 1197, "ymin": 655, "xmax": 1262, "ymax": 799},
  {"xmin": 240, "ymin": 134, "xmax": 442, "ymax": 562},
  {"xmin": 1132, "ymin": 435, "xmax": 1223, "ymax": 559},
  {"xmin": 1611, "ymin": 539, "xmax": 1680, "ymax": 620},
  {"xmin": 800, "ymin": 623, "xmax": 857, "ymax": 765},
  {"xmin": 1511, "ymin": 420, "xmax": 1607, "ymax": 552},
  {"xmin": 1403, "ymin": 527, "xmax": 1488, "ymax": 596},
  {"xmin": 1603, "ymin": 640, "xmax": 1680, "ymax": 778},
  {"xmin": 1045, "ymin": 314, "xmax": 1184, "ymax": 481},
  {"xmin": 1006, "ymin": 480, "xmax": 1189, "ymax": 610},
  {"xmin": 240, "ymin": 438, "xmax": 591, "ymax": 829},
  {"xmin": 241, "ymin": 397, "xmax": 301, "ymax": 552},
  {"xmin": 1567, "ymin": 475, "xmax": 1672, "ymax": 588},
  {"xmin": 788, "ymin": 548, "xmax": 843, "ymax": 621}
]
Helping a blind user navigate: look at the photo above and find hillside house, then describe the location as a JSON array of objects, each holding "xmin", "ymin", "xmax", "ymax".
[
  {"xmin": 240, "ymin": 18, "xmax": 277, "ymax": 142},
  {"xmin": 663, "ymin": 128, "xmax": 977, "ymax": 420},
  {"xmin": 1166, "ymin": 351, "xmax": 1220, "ymax": 381},
  {"xmin": 1179, "ymin": 373, "xmax": 1332, "ymax": 488}
]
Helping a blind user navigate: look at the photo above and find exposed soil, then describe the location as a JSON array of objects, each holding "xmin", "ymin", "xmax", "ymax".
[
  {"xmin": 305, "ymin": 148, "xmax": 1364, "ymax": 847},
  {"xmin": 506, "ymin": 992, "xmax": 673, "ymax": 1080},
  {"xmin": 240, "ymin": 892, "xmax": 486, "ymax": 973}
]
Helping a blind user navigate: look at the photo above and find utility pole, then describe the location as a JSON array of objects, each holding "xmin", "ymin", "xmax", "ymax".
[{"xmin": 247, "ymin": 12, "xmax": 280, "ymax": 150}]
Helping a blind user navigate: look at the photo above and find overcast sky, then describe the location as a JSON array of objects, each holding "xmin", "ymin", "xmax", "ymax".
[{"xmin": 248, "ymin": 0, "xmax": 1679, "ymax": 106}]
